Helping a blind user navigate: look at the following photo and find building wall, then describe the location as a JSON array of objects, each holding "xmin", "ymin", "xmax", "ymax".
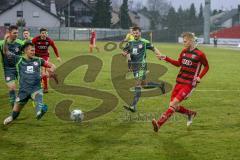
[
  {"xmin": 0, "ymin": 0, "xmax": 60, "ymax": 27},
  {"xmin": 71, "ymin": 0, "xmax": 92, "ymax": 26},
  {"xmin": 138, "ymin": 14, "xmax": 151, "ymax": 30},
  {"xmin": 221, "ymin": 19, "xmax": 233, "ymax": 28}
]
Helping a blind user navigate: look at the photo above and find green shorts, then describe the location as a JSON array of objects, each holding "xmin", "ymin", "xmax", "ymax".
[
  {"xmin": 4, "ymin": 69, "xmax": 18, "ymax": 83},
  {"xmin": 133, "ymin": 69, "xmax": 147, "ymax": 80},
  {"xmin": 16, "ymin": 89, "xmax": 43, "ymax": 106}
]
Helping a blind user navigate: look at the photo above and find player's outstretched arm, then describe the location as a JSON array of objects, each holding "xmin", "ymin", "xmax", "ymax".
[
  {"xmin": 3, "ymin": 33, "xmax": 10, "ymax": 54},
  {"xmin": 153, "ymin": 47, "xmax": 162, "ymax": 58},
  {"xmin": 196, "ymin": 53, "xmax": 209, "ymax": 83},
  {"xmin": 156, "ymin": 50, "xmax": 181, "ymax": 67},
  {"xmin": 50, "ymin": 39, "xmax": 62, "ymax": 62}
]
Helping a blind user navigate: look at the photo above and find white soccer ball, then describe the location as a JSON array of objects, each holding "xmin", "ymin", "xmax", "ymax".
[{"xmin": 70, "ymin": 109, "xmax": 84, "ymax": 122}]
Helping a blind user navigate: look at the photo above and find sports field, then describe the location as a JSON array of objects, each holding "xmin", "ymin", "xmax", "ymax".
[{"xmin": 0, "ymin": 41, "xmax": 240, "ymax": 160}]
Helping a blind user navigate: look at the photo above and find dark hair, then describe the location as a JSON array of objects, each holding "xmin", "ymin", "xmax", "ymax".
[
  {"xmin": 23, "ymin": 28, "xmax": 29, "ymax": 32},
  {"xmin": 9, "ymin": 25, "xmax": 18, "ymax": 32},
  {"xmin": 40, "ymin": 27, "xmax": 47, "ymax": 33},
  {"xmin": 132, "ymin": 26, "xmax": 141, "ymax": 32},
  {"xmin": 22, "ymin": 42, "xmax": 34, "ymax": 51}
]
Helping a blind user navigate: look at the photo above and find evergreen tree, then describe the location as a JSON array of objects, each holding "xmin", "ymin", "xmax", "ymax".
[
  {"xmin": 104, "ymin": 0, "xmax": 112, "ymax": 27},
  {"xmin": 189, "ymin": 3, "xmax": 196, "ymax": 20},
  {"xmin": 166, "ymin": 7, "xmax": 178, "ymax": 40},
  {"xmin": 199, "ymin": 4, "xmax": 203, "ymax": 19},
  {"xmin": 92, "ymin": 0, "xmax": 112, "ymax": 28},
  {"xmin": 197, "ymin": 4, "xmax": 204, "ymax": 34},
  {"xmin": 119, "ymin": 0, "xmax": 132, "ymax": 29},
  {"xmin": 184, "ymin": 3, "xmax": 197, "ymax": 32},
  {"xmin": 177, "ymin": 6, "xmax": 184, "ymax": 34}
]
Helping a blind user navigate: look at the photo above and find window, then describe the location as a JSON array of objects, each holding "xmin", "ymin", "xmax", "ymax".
[
  {"xmin": 4, "ymin": 23, "xmax": 10, "ymax": 27},
  {"xmin": 33, "ymin": 12, "xmax": 39, "ymax": 18},
  {"xmin": 17, "ymin": 11, "xmax": 23, "ymax": 17}
]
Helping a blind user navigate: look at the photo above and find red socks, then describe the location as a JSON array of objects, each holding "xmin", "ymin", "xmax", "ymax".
[
  {"xmin": 157, "ymin": 107, "xmax": 175, "ymax": 126},
  {"xmin": 42, "ymin": 75, "xmax": 48, "ymax": 90},
  {"xmin": 177, "ymin": 106, "xmax": 194, "ymax": 115}
]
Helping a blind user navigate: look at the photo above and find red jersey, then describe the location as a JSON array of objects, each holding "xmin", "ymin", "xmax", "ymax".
[
  {"xmin": 165, "ymin": 48, "xmax": 209, "ymax": 86},
  {"xmin": 32, "ymin": 35, "xmax": 59, "ymax": 58},
  {"xmin": 90, "ymin": 31, "xmax": 96, "ymax": 44}
]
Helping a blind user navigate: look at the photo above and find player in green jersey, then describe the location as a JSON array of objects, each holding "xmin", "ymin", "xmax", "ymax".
[
  {"xmin": 22, "ymin": 28, "xmax": 33, "ymax": 43},
  {"xmin": 0, "ymin": 25, "xmax": 24, "ymax": 108},
  {"xmin": 122, "ymin": 26, "xmax": 165, "ymax": 112},
  {"xmin": 2, "ymin": 34, "xmax": 57, "ymax": 125}
]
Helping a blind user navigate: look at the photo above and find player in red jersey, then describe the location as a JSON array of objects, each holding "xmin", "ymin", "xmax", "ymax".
[
  {"xmin": 32, "ymin": 28, "xmax": 61, "ymax": 93},
  {"xmin": 89, "ymin": 28, "xmax": 100, "ymax": 53},
  {"xmin": 152, "ymin": 32, "xmax": 209, "ymax": 132}
]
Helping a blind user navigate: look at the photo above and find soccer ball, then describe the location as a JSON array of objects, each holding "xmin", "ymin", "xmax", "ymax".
[{"xmin": 70, "ymin": 109, "xmax": 84, "ymax": 122}]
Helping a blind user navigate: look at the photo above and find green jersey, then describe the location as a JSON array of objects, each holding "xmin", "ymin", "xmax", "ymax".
[
  {"xmin": 0, "ymin": 39, "xmax": 24, "ymax": 70},
  {"xmin": 7, "ymin": 52, "xmax": 46, "ymax": 93},
  {"xmin": 23, "ymin": 37, "xmax": 33, "ymax": 43},
  {"xmin": 123, "ymin": 38, "xmax": 155, "ymax": 71}
]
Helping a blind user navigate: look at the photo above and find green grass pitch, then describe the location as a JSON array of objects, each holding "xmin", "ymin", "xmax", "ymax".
[{"xmin": 0, "ymin": 41, "xmax": 240, "ymax": 160}]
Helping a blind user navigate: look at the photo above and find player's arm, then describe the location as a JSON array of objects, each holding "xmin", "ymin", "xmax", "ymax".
[
  {"xmin": 156, "ymin": 50, "xmax": 182, "ymax": 67},
  {"xmin": 49, "ymin": 39, "xmax": 61, "ymax": 62},
  {"xmin": 122, "ymin": 42, "xmax": 130, "ymax": 56},
  {"xmin": 2, "ymin": 33, "xmax": 20, "ymax": 64},
  {"xmin": 123, "ymin": 34, "xmax": 129, "ymax": 42},
  {"xmin": 122, "ymin": 42, "xmax": 132, "ymax": 71},
  {"xmin": 196, "ymin": 53, "xmax": 209, "ymax": 83},
  {"xmin": 145, "ymin": 41, "xmax": 162, "ymax": 58},
  {"xmin": 3, "ymin": 33, "xmax": 10, "ymax": 54}
]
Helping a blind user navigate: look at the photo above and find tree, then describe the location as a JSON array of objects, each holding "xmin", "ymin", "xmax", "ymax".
[
  {"xmin": 197, "ymin": 4, "xmax": 204, "ymax": 34},
  {"xmin": 177, "ymin": 6, "xmax": 184, "ymax": 34},
  {"xmin": 104, "ymin": 0, "xmax": 112, "ymax": 27},
  {"xmin": 147, "ymin": 0, "xmax": 171, "ymax": 15},
  {"xmin": 184, "ymin": 3, "xmax": 197, "ymax": 32},
  {"xmin": 189, "ymin": 3, "xmax": 197, "ymax": 22},
  {"xmin": 119, "ymin": 0, "xmax": 132, "ymax": 29},
  {"xmin": 166, "ymin": 7, "xmax": 178, "ymax": 40},
  {"xmin": 92, "ymin": 0, "xmax": 112, "ymax": 28},
  {"xmin": 199, "ymin": 4, "xmax": 203, "ymax": 19},
  {"xmin": 144, "ymin": 0, "xmax": 171, "ymax": 30}
]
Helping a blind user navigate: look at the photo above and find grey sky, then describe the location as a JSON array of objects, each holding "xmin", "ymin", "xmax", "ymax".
[
  {"xmin": 168, "ymin": 0, "xmax": 240, "ymax": 11},
  {"xmin": 129, "ymin": 0, "xmax": 240, "ymax": 11}
]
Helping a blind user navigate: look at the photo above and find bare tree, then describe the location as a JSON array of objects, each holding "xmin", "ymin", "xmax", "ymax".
[
  {"xmin": 111, "ymin": 0, "xmax": 122, "ymax": 9},
  {"xmin": 147, "ymin": 0, "xmax": 171, "ymax": 15}
]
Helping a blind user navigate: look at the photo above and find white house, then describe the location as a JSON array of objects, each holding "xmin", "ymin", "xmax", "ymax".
[
  {"xmin": 0, "ymin": 0, "xmax": 62, "ymax": 27},
  {"xmin": 135, "ymin": 12, "xmax": 151, "ymax": 30},
  {"xmin": 211, "ymin": 8, "xmax": 240, "ymax": 28},
  {"xmin": 111, "ymin": 7, "xmax": 151, "ymax": 30}
]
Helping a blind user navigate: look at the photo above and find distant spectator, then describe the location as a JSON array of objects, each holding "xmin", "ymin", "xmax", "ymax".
[
  {"xmin": 22, "ymin": 28, "xmax": 33, "ymax": 43},
  {"xmin": 213, "ymin": 36, "xmax": 218, "ymax": 47},
  {"xmin": 123, "ymin": 27, "xmax": 134, "ymax": 42},
  {"xmin": 89, "ymin": 28, "xmax": 100, "ymax": 53}
]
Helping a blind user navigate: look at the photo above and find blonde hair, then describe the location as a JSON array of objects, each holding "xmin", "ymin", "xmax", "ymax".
[{"xmin": 182, "ymin": 32, "xmax": 195, "ymax": 40}]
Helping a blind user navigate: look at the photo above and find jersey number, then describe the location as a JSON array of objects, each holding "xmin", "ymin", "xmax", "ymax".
[{"xmin": 132, "ymin": 48, "xmax": 138, "ymax": 55}]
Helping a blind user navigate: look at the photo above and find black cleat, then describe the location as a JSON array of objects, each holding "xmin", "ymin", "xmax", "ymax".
[
  {"xmin": 159, "ymin": 82, "xmax": 166, "ymax": 94},
  {"xmin": 123, "ymin": 105, "xmax": 136, "ymax": 112},
  {"xmin": 152, "ymin": 119, "xmax": 160, "ymax": 132}
]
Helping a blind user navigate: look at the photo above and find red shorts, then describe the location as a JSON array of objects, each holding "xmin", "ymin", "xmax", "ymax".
[
  {"xmin": 40, "ymin": 56, "xmax": 49, "ymax": 73},
  {"xmin": 171, "ymin": 83, "xmax": 194, "ymax": 102},
  {"xmin": 90, "ymin": 39, "xmax": 96, "ymax": 46},
  {"xmin": 41, "ymin": 56, "xmax": 49, "ymax": 62}
]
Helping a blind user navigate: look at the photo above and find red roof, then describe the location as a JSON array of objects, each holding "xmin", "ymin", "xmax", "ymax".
[{"xmin": 210, "ymin": 25, "xmax": 240, "ymax": 38}]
